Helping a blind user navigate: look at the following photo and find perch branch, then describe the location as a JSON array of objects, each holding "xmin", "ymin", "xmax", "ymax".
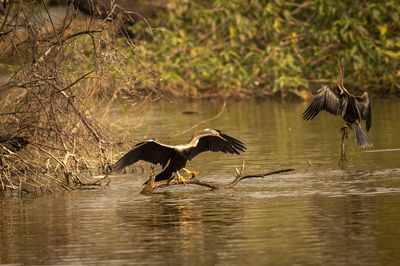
[
  {"xmin": 339, "ymin": 125, "xmax": 348, "ymax": 164},
  {"xmin": 141, "ymin": 162, "xmax": 294, "ymax": 194}
]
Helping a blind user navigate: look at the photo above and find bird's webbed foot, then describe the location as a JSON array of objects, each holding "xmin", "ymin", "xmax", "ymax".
[
  {"xmin": 182, "ymin": 168, "xmax": 200, "ymax": 178},
  {"xmin": 176, "ymin": 171, "xmax": 187, "ymax": 184}
]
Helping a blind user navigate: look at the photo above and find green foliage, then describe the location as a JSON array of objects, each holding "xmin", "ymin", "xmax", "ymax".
[{"xmin": 130, "ymin": 0, "xmax": 400, "ymax": 98}]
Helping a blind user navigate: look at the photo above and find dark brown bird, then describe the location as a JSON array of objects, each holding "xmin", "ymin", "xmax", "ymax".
[
  {"xmin": 113, "ymin": 129, "xmax": 246, "ymax": 183},
  {"xmin": 302, "ymin": 55, "xmax": 372, "ymax": 148}
]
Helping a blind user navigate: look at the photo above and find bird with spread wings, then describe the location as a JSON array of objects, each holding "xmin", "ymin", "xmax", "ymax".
[
  {"xmin": 302, "ymin": 55, "xmax": 372, "ymax": 148},
  {"xmin": 113, "ymin": 129, "xmax": 246, "ymax": 183}
]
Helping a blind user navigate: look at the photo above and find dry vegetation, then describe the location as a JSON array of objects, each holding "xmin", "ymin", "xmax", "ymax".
[{"xmin": 0, "ymin": 0, "xmax": 159, "ymax": 195}]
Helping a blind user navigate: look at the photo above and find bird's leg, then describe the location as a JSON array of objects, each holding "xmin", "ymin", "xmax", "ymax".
[
  {"xmin": 182, "ymin": 168, "xmax": 200, "ymax": 178},
  {"xmin": 176, "ymin": 171, "xmax": 187, "ymax": 184}
]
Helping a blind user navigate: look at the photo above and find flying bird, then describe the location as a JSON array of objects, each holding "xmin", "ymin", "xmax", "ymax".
[
  {"xmin": 113, "ymin": 129, "xmax": 246, "ymax": 183},
  {"xmin": 302, "ymin": 55, "xmax": 372, "ymax": 148}
]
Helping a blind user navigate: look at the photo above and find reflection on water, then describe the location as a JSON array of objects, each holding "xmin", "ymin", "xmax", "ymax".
[{"xmin": 1, "ymin": 99, "xmax": 400, "ymax": 265}]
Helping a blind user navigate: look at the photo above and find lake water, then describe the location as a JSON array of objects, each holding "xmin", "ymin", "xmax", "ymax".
[{"xmin": 1, "ymin": 99, "xmax": 400, "ymax": 265}]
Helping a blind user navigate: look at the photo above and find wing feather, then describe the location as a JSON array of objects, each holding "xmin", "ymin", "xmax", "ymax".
[
  {"xmin": 187, "ymin": 132, "xmax": 246, "ymax": 160},
  {"xmin": 220, "ymin": 133, "xmax": 247, "ymax": 151},
  {"xmin": 113, "ymin": 140, "xmax": 176, "ymax": 172},
  {"xmin": 302, "ymin": 85, "xmax": 341, "ymax": 120},
  {"xmin": 354, "ymin": 92, "xmax": 372, "ymax": 131}
]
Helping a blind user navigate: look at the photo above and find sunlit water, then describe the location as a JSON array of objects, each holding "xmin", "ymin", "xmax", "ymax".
[{"xmin": 1, "ymin": 99, "xmax": 400, "ymax": 265}]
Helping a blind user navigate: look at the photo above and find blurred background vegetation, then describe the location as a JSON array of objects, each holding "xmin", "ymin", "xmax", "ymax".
[
  {"xmin": 129, "ymin": 0, "xmax": 400, "ymax": 99},
  {"xmin": 2, "ymin": 0, "xmax": 399, "ymax": 100}
]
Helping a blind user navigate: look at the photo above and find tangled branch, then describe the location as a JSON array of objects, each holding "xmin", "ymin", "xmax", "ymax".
[{"xmin": 0, "ymin": 0, "xmax": 158, "ymax": 195}]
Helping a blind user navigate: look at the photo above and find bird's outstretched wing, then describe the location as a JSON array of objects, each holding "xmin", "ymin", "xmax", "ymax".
[
  {"xmin": 113, "ymin": 141, "xmax": 176, "ymax": 172},
  {"xmin": 302, "ymin": 85, "xmax": 341, "ymax": 120},
  {"xmin": 354, "ymin": 91, "xmax": 371, "ymax": 131},
  {"xmin": 187, "ymin": 131, "xmax": 246, "ymax": 160}
]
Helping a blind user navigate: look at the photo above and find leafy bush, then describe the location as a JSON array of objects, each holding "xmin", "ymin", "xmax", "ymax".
[{"xmin": 131, "ymin": 0, "xmax": 400, "ymax": 98}]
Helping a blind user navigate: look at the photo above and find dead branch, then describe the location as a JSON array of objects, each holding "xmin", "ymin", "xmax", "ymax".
[
  {"xmin": 59, "ymin": 30, "xmax": 103, "ymax": 44},
  {"xmin": 140, "ymin": 162, "xmax": 295, "ymax": 194},
  {"xmin": 164, "ymin": 101, "xmax": 227, "ymax": 139}
]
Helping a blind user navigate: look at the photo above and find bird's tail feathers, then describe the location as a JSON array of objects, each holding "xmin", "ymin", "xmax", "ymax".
[{"xmin": 354, "ymin": 122, "xmax": 373, "ymax": 148}]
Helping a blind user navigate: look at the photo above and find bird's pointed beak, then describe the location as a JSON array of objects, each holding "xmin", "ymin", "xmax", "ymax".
[{"xmin": 217, "ymin": 134, "xmax": 228, "ymax": 142}]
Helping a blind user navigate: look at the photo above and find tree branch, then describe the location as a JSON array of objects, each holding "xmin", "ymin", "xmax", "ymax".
[
  {"xmin": 141, "ymin": 162, "xmax": 295, "ymax": 194},
  {"xmin": 164, "ymin": 101, "xmax": 226, "ymax": 139}
]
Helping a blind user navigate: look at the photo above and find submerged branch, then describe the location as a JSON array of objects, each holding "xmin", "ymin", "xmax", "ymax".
[
  {"xmin": 141, "ymin": 162, "xmax": 294, "ymax": 194},
  {"xmin": 165, "ymin": 101, "xmax": 226, "ymax": 139}
]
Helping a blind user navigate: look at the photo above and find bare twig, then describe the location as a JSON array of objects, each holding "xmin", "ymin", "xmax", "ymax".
[
  {"xmin": 165, "ymin": 101, "xmax": 226, "ymax": 139},
  {"xmin": 60, "ymin": 30, "xmax": 102, "ymax": 44},
  {"xmin": 59, "ymin": 71, "xmax": 94, "ymax": 92}
]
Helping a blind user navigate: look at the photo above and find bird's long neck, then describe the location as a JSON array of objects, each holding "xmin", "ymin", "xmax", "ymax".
[
  {"xmin": 186, "ymin": 137, "xmax": 199, "ymax": 151},
  {"xmin": 335, "ymin": 55, "xmax": 349, "ymax": 95}
]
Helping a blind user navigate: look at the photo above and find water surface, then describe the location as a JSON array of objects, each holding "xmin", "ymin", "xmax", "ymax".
[{"xmin": 1, "ymin": 99, "xmax": 400, "ymax": 265}]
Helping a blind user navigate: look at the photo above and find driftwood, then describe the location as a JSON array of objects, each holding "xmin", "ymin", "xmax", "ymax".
[{"xmin": 141, "ymin": 162, "xmax": 295, "ymax": 194}]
